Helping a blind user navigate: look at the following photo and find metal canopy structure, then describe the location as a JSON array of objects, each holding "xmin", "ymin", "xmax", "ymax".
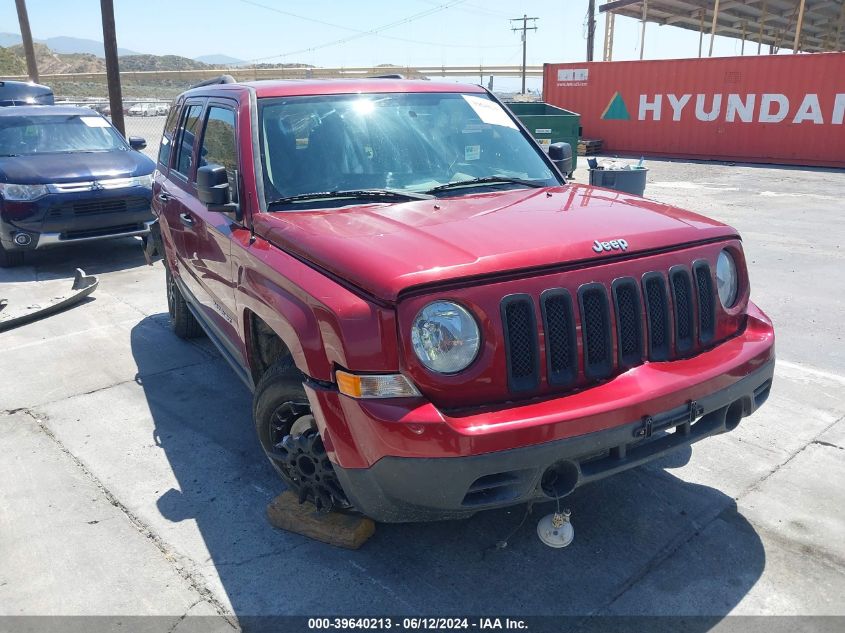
[{"xmin": 599, "ymin": 0, "xmax": 845, "ymax": 60}]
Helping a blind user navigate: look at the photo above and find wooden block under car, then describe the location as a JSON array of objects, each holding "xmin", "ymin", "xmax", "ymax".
[{"xmin": 266, "ymin": 490, "xmax": 376, "ymax": 549}]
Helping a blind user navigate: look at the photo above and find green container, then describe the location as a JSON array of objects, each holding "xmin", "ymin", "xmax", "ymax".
[{"xmin": 505, "ymin": 102, "xmax": 581, "ymax": 174}]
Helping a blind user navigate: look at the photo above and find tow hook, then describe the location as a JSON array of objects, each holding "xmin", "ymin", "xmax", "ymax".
[
  {"xmin": 634, "ymin": 416, "xmax": 654, "ymax": 439},
  {"xmin": 689, "ymin": 400, "xmax": 704, "ymax": 423}
]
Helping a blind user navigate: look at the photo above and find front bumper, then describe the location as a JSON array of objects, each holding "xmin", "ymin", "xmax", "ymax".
[
  {"xmin": 306, "ymin": 302, "xmax": 775, "ymax": 522},
  {"xmin": 0, "ymin": 188, "xmax": 153, "ymax": 251},
  {"xmin": 332, "ymin": 359, "xmax": 773, "ymax": 522}
]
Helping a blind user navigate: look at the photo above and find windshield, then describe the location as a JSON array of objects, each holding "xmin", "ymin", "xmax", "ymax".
[
  {"xmin": 0, "ymin": 114, "xmax": 128, "ymax": 156},
  {"xmin": 257, "ymin": 92, "xmax": 559, "ymax": 208}
]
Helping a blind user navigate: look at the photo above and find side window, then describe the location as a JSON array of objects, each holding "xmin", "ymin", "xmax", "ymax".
[
  {"xmin": 157, "ymin": 102, "xmax": 180, "ymax": 169},
  {"xmin": 172, "ymin": 104, "xmax": 203, "ymax": 178},
  {"xmin": 197, "ymin": 106, "xmax": 238, "ymax": 190},
  {"xmin": 199, "ymin": 105, "xmax": 238, "ymax": 201}
]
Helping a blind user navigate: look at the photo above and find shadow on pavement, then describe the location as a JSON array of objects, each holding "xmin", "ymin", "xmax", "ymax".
[
  {"xmin": 0, "ymin": 236, "xmax": 149, "ymax": 284},
  {"xmin": 130, "ymin": 314, "xmax": 764, "ymax": 628}
]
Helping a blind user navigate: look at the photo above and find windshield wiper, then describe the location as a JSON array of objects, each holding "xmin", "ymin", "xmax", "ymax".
[
  {"xmin": 267, "ymin": 188, "xmax": 432, "ymax": 208},
  {"xmin": 427, "ymin": 176, "xmax": 546, "ymax": 194}
]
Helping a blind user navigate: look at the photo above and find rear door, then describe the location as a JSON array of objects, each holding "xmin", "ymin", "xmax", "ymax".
[
  {"xmin": 178, "ymin": 98, "xmax": 243, "ymax": 361},
  {"xmin": 152, "ymin": 99, "xmax": 183, "ymax": 258},
  {"xmin": 159, "ymin": 98, "xmax": 205, "ymax": 279}
]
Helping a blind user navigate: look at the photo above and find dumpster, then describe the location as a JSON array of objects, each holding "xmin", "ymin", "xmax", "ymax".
[{"xmin": 506, "ymin": 102, "xmax": 580, "ymax": 174}]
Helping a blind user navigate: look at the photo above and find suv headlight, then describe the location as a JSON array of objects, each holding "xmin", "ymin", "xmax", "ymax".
[
  {"xmin": 131, "ymin": 174, "xmax": 153, "ymax": 189},
  {"xmin": 716, "ymin": 249, "xmax": 739, "ymax": 308},
  {"xmin": 411, "ymin": 301, "xmax": 480, "ymax": 374},
  {"xmin": 0, "ymin": 183, "xmax": 49, "ymax": 201}
]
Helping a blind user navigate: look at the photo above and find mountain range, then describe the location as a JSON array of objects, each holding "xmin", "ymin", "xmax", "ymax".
[{"xmin": 0, "ymin": 32, "xmax": 241, "ymax": 66}]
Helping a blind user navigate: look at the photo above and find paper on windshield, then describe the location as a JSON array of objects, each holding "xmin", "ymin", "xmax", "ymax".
[
  {"xmin": 462, "ymin": 95, "xmax": 518, "ymax": 129},
  {"xmin": 80, "ymin": 116, "xmax": 110, "ymax": 128}
]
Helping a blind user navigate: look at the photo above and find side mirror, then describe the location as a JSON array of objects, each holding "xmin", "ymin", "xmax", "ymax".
[
  {"xmin": 129, "ymin": 136, "xmax": 147, "ymax": 151},
  {"xmin": 197, "ymin": 164, "xmax": 231, "ymax": 206},
  {"xmin": 549, "ymin": 142, "xmax": 573, "ymax": 179},
  {"xmin": 197, "ymin": 164, "xmax": 242, "ymax": 222}
]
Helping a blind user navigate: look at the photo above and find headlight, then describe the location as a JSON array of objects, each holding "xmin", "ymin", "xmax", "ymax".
[
  {"xmin": 0, "ymin": 183, "xmax": 49, "ymax": 201},
  {"xmin": 716, "ymin": 249, "xmax": 739, "ymax": 308},
  {"xmin": 131, "ymin": 174, "xmax": 153, "ymax": 189},
  {"xmin": 411, "ymin": 301, "xmax": 480, "ymax": 374}
]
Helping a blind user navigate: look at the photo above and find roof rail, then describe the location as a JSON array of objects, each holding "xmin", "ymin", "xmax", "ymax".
[
  {"xmin": 189, "ymin": 74, "xmax": 236, "ymax": 89},
  {"xmin": 367, "ymin": 73, "xmax": 405, "ymax": 79}
]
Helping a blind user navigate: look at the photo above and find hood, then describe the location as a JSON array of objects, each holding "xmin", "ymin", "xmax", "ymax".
[
  {"xmin": 0, "ymin": 150, "xmax": 154, "ymax": 184},
  {"xmin": 252, "ymin": 184, "xmax": 738, "ymax": 302}
]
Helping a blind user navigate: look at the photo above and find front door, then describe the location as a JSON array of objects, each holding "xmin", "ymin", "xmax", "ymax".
[{"xmin": 178, "ymin": 99, "xmax": 243, "ymax": 363}]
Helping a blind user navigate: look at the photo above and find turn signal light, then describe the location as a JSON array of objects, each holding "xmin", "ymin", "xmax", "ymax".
[{"xmin": 336, "ymin": 370, "xmax": 421, "ymax": 399}]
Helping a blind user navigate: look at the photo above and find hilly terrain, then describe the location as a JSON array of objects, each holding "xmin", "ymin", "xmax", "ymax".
[
  {"xmin": 0, "ymin": 32, "xmax": 139, "ymax": 56},
  {"xmin": 0, "ymin": 42, "xmax": 219, "ymax": 97},
  {"xmin": 0, "ymin": 36, "xmax": 422, "ymax": 99}
]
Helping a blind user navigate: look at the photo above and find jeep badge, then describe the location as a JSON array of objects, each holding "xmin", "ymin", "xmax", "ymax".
[{"xmin": 592, "ymin": 239, "xmax": 629, "ymax": 253}]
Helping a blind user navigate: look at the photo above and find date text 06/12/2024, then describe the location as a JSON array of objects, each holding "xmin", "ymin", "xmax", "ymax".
[{"xmin": 307, "ymin": 618, "xmax": 529, "ymax": 630}]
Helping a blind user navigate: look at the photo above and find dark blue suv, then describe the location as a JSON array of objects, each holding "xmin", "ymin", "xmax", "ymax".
[{"xmin": 0, "ymin": 106, "xmax": 155, "ymax": 266}]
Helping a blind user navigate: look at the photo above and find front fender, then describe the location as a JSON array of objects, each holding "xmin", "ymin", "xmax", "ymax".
[{"xmin": 233, "ymin": 230, "xmax": 401, "ymax": 383}]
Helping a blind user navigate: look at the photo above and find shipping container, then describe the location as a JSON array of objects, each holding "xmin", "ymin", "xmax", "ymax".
[{"xmin": 543, "ymin": 53, "xmax": 845, "ymax": 168}]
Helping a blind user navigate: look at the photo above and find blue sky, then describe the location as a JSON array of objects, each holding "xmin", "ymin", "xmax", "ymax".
[{"xmin": 2, "ymin": 0, "xmax": 761, "ymax": 90}]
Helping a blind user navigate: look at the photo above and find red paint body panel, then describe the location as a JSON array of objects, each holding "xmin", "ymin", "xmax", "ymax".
[{"xmin": 543, "ymin": 53, "xmax": 845, "ymax": 168}]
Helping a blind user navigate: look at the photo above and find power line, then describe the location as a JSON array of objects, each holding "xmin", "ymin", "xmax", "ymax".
[
  {"xmin": 238, "ymin": 0, "xmax": 514, "ymax": 63},
  {"xmin": 510, "ymin": 14, "xmax": 538, "ymax": 94},
  {"xmin": 417, "ymin": 0, "xmax": 512, "ymax": 20}
]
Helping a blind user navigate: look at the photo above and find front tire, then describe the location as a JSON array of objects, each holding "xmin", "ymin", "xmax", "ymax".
[
  {"xmin": 165, "ymin": 265, "xmax": 203, "ymax": 339},
  {"xmin": 253, "ymin": 358, "xmax": 349, "ymax": 512}
]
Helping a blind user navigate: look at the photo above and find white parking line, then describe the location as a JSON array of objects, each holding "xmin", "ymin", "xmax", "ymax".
[{"xmin": 776, "ymin": 360, "xmax": 845, "ymax": 386}]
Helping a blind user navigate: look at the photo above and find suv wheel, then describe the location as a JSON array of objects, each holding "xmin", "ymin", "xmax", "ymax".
[
  {"xmin": 165, "ymin": 266, "xmax": 203, "ymax": 338},
  {"xmin": 253, "ymin": 358, "xmax": 350, "ymax": 513},
  {"xmin": 0, "ymin": 243, "xmax": 24, "ymax": 268}
]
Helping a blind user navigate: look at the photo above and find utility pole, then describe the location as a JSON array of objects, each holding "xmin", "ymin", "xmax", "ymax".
[
  {"xmin": 100, "ymin": 0, "xmax": 125, "ymax": 137},
  {"xmin": 639, "ymin": 0, "xmax": 648, "ymax": 60},
  {"xmin": 511, "ymin": 14, "xmax": 538, "ymax": 95},
  {"xmin": 14, "ymin": 0, "xmax": 39, "ymax": 83},
  {"xmin": 586, "ymin": 0, "xmax": 596, "ymax": 62}
]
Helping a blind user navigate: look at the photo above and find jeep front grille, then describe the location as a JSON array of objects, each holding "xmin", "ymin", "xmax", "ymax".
[
  {"xmin": 612, "ymin": 278, "xmax": 643, "ymax": 369},
  {"xmin": 540, "ymin": 289, "xmax": 577, "ymax": 387},
  {"xmin": 693, "ymin": 261, "xmax": 715, "ymax": 344},
  {"xmin": 501, "ymin": 263, "xmax": 719, "ymax": 395},
  {"xmin": 501, "ymin": 294, "xmax": 539, "ymax": 392},
  {"xmin": 670, "ymin": 266, "xmax": 695, "ymax": 355},
  {"xmin": 578, "ymin": 283, "xmax": 613, "ymax": 380}
]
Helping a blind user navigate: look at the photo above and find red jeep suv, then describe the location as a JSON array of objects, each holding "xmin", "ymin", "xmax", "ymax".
[{"xmin": 151, "ymin": 77, "xmax": 775, "ymax": 522}]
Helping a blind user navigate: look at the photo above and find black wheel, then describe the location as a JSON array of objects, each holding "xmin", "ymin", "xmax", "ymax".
[
  {"xmin": 165, "ymin": 265, "xmax": 203, "ymax": 339},
  {"xmin": 253, "ymin": 358, "xmax": 350, "ymax": 512},
  {"xmin": 0, "ymin": 243, "xmax": 24, "ymax": 268}
]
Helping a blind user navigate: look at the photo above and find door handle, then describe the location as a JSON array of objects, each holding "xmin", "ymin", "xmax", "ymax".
[
  {"xmin": 179, "ymin": 212, "xmax": 195, "ymax": 227},
  {"xmin": 158, "ymin": 191, "xmax": 172, "ymax": 202}
]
